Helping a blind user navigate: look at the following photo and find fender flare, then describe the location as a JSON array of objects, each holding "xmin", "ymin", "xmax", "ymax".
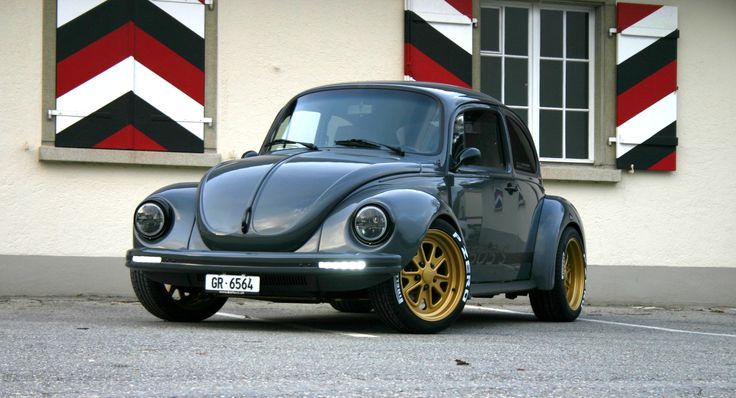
[
  {"xmin": 318, "ymin": 188, "xmax": 461, "ymax": 265},
  {"xmin": 530, "ymin": 195, "xmax": 585, "ymax": 290}
]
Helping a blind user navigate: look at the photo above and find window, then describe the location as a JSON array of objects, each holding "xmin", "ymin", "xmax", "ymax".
[
  {"xmin": 506, "ymin": 112, "xmax": 538, "ymax": 174},
  {"xmin": 452, "ymin": 109, "xmax": 506, "ymax": 169},
  {"xmin": 480, "ymin": 2, "xmax": 594, "ymax": 163},
  {"xmin": 272, "ymin": 89, "xmax": 442, "ymax": 155}
]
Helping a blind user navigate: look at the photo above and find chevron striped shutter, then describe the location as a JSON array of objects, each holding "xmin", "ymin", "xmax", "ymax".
[
  {"xmin": 615, "ymin": 3, "xmax": 679, "ymax": 171},
  {"xmin": 404, "ymin": 0, "xmax": 472, "ymax": 88},
  {"xmin": 55, "ymin": 0, "xmax": 206, "ymax": 153}
]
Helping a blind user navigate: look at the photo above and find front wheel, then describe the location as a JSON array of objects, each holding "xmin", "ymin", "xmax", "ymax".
[
  {"xmin": 130, "ymin": 270, "xmax": 227, "ymax": 322},
  {"xmin": 529, "ymin": 227, "xmax": 586, "ymax": 321},
  {"xmin": 370, "ymin": 219, "xmax": 470, "ymax": 333}
]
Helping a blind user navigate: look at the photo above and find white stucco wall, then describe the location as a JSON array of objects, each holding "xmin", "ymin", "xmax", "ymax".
[
  {"xmin": 545, "ymin": 0, "xmax": 736, "ymax": 267},
  {"xmin": 216, "ymin": 0, "xmax": 404, "ymax": 159},
  {"xmin": 0, "ymin": 0, "xmax": 733, "ymax": 271}
]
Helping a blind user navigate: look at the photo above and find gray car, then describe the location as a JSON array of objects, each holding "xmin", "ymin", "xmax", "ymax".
[{"xmin": 126, "ymin": 82, "xmax": 586, "ymax": 333}]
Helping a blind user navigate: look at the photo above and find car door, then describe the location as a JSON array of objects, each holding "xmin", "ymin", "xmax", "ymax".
[
  {"xmin": 450, "ymin": 105, "xmax": 524, "ymax": 283},
  {"xmin": 502, "ymin": 110, "xmax": 545, "ymax": 281}
]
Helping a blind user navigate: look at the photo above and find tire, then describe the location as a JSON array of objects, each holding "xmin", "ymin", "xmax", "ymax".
[
  {"xmin": 328, "ymin": 299, "xmax": 373, "ymax": 313},
  {"xmin": 529, "ymin": 227, "xmax": 586, "ymax": 322},
  {"xmin": 370, "ymin": 219, "xmax": 470, "ymax": 333},
  {"xmin": 130, "ymin": 270, "xmax": 228, "ymax": 322}
]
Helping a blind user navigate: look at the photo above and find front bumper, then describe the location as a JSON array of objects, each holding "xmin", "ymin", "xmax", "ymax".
[{"xmin": 126, "ymin": 248, "xmax": 403, "ymax": 297}]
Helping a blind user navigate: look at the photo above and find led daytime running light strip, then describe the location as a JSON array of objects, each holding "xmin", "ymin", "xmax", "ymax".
[{"xmin": 318, "ymin": 261, "xmax": 367, "ymax": 270}]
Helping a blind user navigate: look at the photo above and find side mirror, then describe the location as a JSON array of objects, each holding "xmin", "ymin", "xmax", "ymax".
[
  {"xmin": 452, "ymin": 147, "xmax": 481, "ymax": 171},
  {"xmin": 241, "ymin": 150, "xmax": 258, "ymax": 159}
]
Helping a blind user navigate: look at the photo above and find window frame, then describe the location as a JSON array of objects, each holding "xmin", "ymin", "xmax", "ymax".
[
  {"xmin": 39, "ymin": 0, "xmax": 220, "ymax": 167},
  {"xmin": 452, "ymin": 106, "xmax": 510, "ymax": 173},
  {"xmin": 479, "ymin": 0, "xmax": 595, "ymax": 164},
  {"xmin": 503, "ymin": 108, "xmax": 540, "ymax": 176}
]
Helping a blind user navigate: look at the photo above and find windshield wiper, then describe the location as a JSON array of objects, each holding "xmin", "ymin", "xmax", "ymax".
[
  {"xmin": 265, "ymin": 138, "xmax": 318, "ymax": 150},
  {"xmin": 335, "ymin": 138, "xmax": 404, "ymax": 156}
]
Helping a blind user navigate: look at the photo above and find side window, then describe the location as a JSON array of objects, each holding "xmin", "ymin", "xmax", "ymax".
[
  {"xmin": 506, "ymin": 114, "xmax": 538, "ymax": 174},
  {"xmin": 452, "ymin": 109, "xmax": 506, "ymax": 169}
]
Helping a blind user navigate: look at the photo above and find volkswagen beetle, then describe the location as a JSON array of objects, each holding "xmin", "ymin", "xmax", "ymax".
[{"xmin": 126, "ymin": 82, "xmax": 586, "ymax": 333}]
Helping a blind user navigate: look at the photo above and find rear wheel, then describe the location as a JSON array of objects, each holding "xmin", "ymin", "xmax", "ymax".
[
  {"xmin": 370, "ymin": 219, "xmax": 470, "ymax": 333},
  {"xmin": 130, "ymin": 270, "xmax": 227, "ymax": 322},
  {"xmin": 529, "ymin": 227, "xmax": 586, "ymax": 321},
  {"xmin": 329, "ymin": 299, "xmax": 373, "ymax": 313}
]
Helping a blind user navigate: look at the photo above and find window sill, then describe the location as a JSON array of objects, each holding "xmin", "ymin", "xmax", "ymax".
[
  {"xmin": 541, "ymin": 164, "xmax": 621, "ymax": 183},
  {"xmin": 38, "ymin": 145, "xmax": 221, "ymax": 168}
]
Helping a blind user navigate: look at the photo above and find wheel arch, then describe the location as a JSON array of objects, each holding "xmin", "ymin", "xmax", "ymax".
[
  {"xmin": 318, "ymin": 187, "xmax": 461, "ymax": 266},
  {"xmin": 530, "ymin": 195, "xmax": 586, "ymax": 291}
]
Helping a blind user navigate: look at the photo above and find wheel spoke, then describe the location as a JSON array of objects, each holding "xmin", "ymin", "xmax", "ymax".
[
  {"xmin": 428, "ymin": 286, "xmax": 441, "ymax": 309},
  {"xmin": 421, "ymin": 245, "xmax": 431, "ymax": 266},
  {"xmin": 432, "ymin": 255, "xmax": 446, "ymax": 270},
  {"xmin": 412, "ymin": 253, "xmax": 423, "ymax": 267},
  {"xmin": 421, "ymin": 288, "xmax": 432, "ymax": 311},
  {"xmin": 403, "ymin": 278, "xmax": 423, "ymax": 295}
]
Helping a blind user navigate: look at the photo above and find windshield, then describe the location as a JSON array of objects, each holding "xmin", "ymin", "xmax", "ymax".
[{"xmin": 271, "ymin": 89, "xmax": 442, "ymax": 155}]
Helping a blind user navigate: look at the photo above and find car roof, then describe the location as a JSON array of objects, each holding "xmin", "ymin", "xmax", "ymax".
[{"xmin": 297, "ymin": 81, "xmax": 502, "ymax": 107}]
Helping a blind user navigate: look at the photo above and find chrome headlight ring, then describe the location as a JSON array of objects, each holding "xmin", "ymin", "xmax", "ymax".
[
  {"xmin": 134, "ymin": 201, "xmax": 171, "ymax": 240},
  {"xmin": 352, "ymin": 205, "xmax": 392, "ymax": 245}
]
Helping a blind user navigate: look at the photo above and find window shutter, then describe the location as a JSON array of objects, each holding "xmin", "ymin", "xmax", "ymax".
[
  {"xmin": 54, "ymin": 0, "xmax": 206, "ymax": 153},
  {"xmin": 404, "ymin": 0, "xmax": 472, "ymax": 88},
  {"xmin": 615, "ymin": 2, "xmax": 678, "ymax": 171}
]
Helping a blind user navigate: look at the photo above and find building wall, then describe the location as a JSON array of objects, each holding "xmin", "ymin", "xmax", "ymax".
[
  {"xmin": 546, "ymin": 0, "xmax": 736, "ymax": 268},
  {"xmin": 0, "ymin": 0, "xmax": 734, "ymax": 300}
]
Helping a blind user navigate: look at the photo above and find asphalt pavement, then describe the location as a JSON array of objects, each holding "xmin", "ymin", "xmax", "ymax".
[{"xmin": 1, "ymin": 296, "xmax": 734, "ymax": 397}]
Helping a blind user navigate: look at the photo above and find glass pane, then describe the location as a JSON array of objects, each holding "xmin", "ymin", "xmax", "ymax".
[
  {"xmin": 505, "ymin": 57, "xmax": 527, "ymax": 106},
  {"xmin": 509, "ymin": 108, "xmax": 527, "ymax": 125},
  {"xmin": 566, "ymin": 11, "xmax": 589, "ymax": 59},
  {"xmin": 566, "ymin": 111, "xmax": 589, "ymax": 159},
  {"xmin": 540, "ymin": 60, "xmax": 562, "ymax": 108},
  {"xmin": 481, "ymin": 8, "xmax": 500, "ymax": 52},
  {"xmin": 507, "ymin": 115, "xmax": 537, "ymax": 174},
  {"xmin": 539, "ymin": 110, "xmax": 562, "ymax": 158},
  {"xmin": 481, "ymin": 56, "xmax": 502, "ymax": 100},
  {"xmin": 566, "ymin": 61, "xmax": 588, "ymax": 109},
  {"xmin": 540, "ymin": 9, "xmax": 563, "ymax": 58},
  {"xmin": 504, "ymin": 7, "xmax": 528, "ymax": 56},
  {"xmin": 462, "ymin": 110, "xmax": 506, "ymax": 169}
]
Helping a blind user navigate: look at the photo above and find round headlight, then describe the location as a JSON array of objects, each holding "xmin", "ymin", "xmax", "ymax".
[
  {"xmin": 135, "ymin": 202, "xmax": 167, "ymax": 239},
  {"xmin": 353, "ymin": 205, "xmax": 389, "ymax": 244}
]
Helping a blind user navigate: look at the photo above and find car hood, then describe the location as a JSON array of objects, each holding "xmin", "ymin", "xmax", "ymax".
[{"xmin": 197, "ymin": 150, "xmax": 421, "ymax": 251}]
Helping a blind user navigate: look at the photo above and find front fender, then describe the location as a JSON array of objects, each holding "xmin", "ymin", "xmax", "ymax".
[
  {"xmin": 133, "ymin": 183, "xmax": 199, "ymax": 250},
  {"xmin": 318, "ymin": 188, "xmax": 456, "ymax": 265},
  {"xmin": 531, "ymin": 196, "xmax": 585, "ymax": 290}
]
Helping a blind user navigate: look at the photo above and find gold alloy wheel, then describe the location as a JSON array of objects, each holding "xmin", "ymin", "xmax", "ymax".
[
  {"xmin": 400, "ymin": 229, "xmax": 465, "ymax": 322},
  {"xmin": 562, "ymin": 238, "xmax": 585, "ymax": 310}
]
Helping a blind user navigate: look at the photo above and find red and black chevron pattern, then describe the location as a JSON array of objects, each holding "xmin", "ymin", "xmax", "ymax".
[
  {"xmin": 615, "ymin": 2, "xmax": 679, "ymax": 171},
  {"xmin": 404, "ymin": 0, "xmax": 472, "ymax": 88},
  {"xmin": 54, "ymin": 0, "xmax": 206, "ymax": 153}
]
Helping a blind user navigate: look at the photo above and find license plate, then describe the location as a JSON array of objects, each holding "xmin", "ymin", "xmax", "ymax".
[{"xmin": 205, "ymin": 274, "xmax": 260, "ymax": 294}]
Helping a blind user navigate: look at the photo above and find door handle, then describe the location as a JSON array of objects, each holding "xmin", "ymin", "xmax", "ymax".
[{"xmin": 504, "ymin": 183, "xmax": 519, "ymax": 194}]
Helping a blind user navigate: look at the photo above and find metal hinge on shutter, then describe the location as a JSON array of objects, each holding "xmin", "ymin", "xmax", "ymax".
[{"xmin": 48, "ymin": 110, "xmax": 214, "ymax": 127}]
